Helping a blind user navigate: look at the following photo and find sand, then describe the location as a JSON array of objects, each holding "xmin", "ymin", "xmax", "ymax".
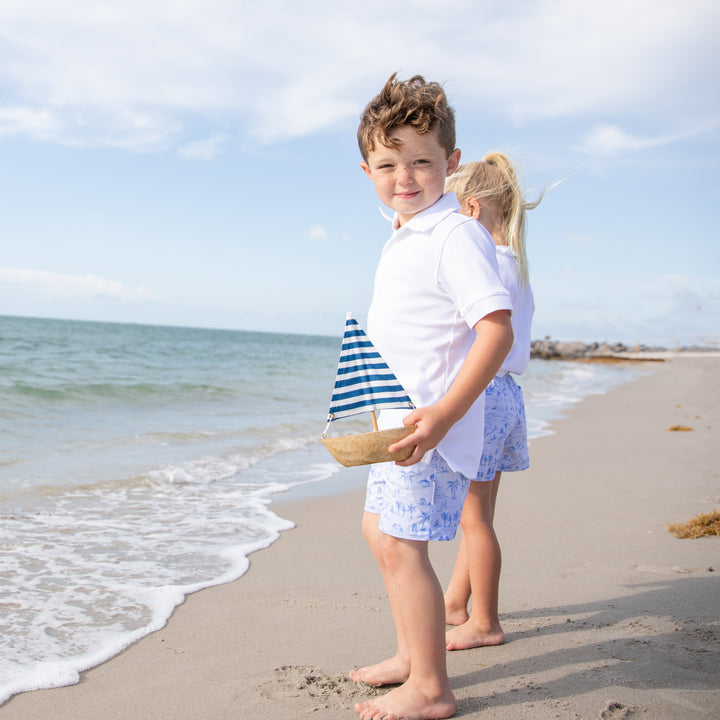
[{"xmin": 2, "ymin": 356, "xmax": 718, "ymax": 719}]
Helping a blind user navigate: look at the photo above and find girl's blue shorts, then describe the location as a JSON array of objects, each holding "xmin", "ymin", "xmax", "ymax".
[{"xmin": 475, "ymin": 374, "xmax": 529, "ymax": 481}]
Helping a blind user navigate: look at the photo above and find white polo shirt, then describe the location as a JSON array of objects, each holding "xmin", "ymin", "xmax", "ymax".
[
  {"xmin": 495, "ymin": 246, "xmax": 535, "ymax": 377},
  {"xmin": 367, "ymin": 192, "xmax": 512, "ymax": 478}
]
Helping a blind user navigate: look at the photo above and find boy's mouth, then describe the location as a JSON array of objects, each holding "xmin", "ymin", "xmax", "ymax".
[{"xmin": 395, "ymin": 190, "xmax": 420, "ymax": 200}]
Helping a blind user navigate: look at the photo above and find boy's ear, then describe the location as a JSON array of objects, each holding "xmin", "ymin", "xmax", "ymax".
[
  {"xmin": 360, "ymin": 161, "xmax": 373, "ymax": 180},
  {"xmin": 446, "ymin": 148, "xmax": 461, "ymax": 176}
]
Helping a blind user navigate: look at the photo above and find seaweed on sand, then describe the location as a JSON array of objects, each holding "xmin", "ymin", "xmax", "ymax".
[{"xmin": 667, "ymin": 510, "xmax": 720, "ymax": 539}]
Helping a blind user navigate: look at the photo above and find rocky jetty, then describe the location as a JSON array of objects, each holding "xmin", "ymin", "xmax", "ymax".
[{"xmin": 530, "ymin": 339, "xmax": 670, "ymax": 360}]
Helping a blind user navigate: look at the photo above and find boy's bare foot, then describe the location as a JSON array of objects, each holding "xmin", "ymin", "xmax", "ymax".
[
  {"xmin": 445, "ymin": 620, "xmax": 505, "ymax": 650},
  {"xmin": 349, "ymin": 655, "xmax": 410, "ymax": 686},
  {"xmin": 355, "ymin": 680, "xmax": 455, "ymax": 720},
  {"xmin": 443, "ymin": 604, "xmax": 469, "ymax": 626}
]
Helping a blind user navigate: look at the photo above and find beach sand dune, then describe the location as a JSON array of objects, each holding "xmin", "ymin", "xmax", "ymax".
[{"xmin": 2, "ymin": 357, "xmax": 718, "ymax": 719}]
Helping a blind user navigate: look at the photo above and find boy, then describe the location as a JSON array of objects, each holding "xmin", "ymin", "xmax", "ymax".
[{"xmin": 350, "ymin": 74, "xmax": 514, "ymax": 720}]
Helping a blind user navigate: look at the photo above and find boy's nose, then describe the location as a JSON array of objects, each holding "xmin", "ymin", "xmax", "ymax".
[{"xmin": 397, "ymin": 166, "xmax": 414, "ymax": 184}]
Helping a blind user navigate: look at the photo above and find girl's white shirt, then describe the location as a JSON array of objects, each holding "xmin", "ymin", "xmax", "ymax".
[{"xmin": 495, "ymin": 245, "xmax": 534, "ymax": 377}]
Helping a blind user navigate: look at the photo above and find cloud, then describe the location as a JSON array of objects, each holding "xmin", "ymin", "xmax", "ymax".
[
  {"xmin": 0, "ymin": 267, "xmax": 158, "ymax": 302},
  {"xmin": 0, "ymin": 106, "xmax": 60, "ymax": 139},
  {"xmin": 305, "ymin": 224, "xmax": 329, "ymax": 240},
  {"xmin": 534, "ymin": 270, "xmax": 720, "ymax": 346},
  {"xmin": 642, "ymin": 274, "xmax": 720, "ymax": 316},
  {"xmin": 0, "ymin": 0, "xmax": 716, "ymax": 151},
  {"xmin": 575, "ymin": 121, "xmax": 720, "ymax": 156},
  {"xmin": 632, "ymin": 275, "xmax": 720, "ymax": 346},
  {"xmin": 483, "ymin": 0, "xmax": 720, "ymax": 124},
  {"xmin": 178, "ymin": 134, "xmax": 230, "ymax": 160}
]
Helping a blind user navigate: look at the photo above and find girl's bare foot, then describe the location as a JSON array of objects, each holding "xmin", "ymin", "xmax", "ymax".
[
  {"xmin": 355, "ymin": 680, "xmax": 455, "ymax": 720},
  {"xmin": 445, "ymin": 620, "xmax": 505, "ymax": 650},
  {"xmin": 444, "ymin": 603, "xmax": 469, "ymax": 626},
  {"xmin": 349, "ymin": 655, "xmax": 410, "ymax": 686}
]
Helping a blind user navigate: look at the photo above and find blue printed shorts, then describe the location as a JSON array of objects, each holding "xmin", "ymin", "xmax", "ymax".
[
  {"xmin": 476, "ymin": 374, "xmax": 529, "ymax": 481},
  {"xmin": 365, "ymin": 452, "xmax": 471, "ymax": 541}
]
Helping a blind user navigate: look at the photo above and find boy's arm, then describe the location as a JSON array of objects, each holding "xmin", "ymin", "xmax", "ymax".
[{"xmin": 388, "ymin": 309, "xmax": 513, "ymax": 466}]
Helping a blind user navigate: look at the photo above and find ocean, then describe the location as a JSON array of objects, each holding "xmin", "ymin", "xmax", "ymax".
[{"xmin": 0, "ymin": 315, "xmax": 646, "ymax": 704}]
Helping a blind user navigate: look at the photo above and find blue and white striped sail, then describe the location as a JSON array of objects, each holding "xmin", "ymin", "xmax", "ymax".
[{"xmin": 325, "ymin": 313, "xmax": 414, "ymax": 425}]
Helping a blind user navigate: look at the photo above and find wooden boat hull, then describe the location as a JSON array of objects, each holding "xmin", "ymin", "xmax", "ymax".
[{"xmin": 321, "ymin": 426, "xmax": 417, "ymax": 467}]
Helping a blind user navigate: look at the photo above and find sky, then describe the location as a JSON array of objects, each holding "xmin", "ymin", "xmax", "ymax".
[{"xmin": 1, "ymin": 0, "xmax": 719, "ymax": 347}]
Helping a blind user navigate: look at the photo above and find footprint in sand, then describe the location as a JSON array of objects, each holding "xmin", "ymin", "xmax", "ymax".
[
  {"xmin": 257, "ymin": 665, "xmax": 383, "ymax": 711},
  {"xmin": 599, "ymin": 701, "xmax": 648, "ymax": 719}
]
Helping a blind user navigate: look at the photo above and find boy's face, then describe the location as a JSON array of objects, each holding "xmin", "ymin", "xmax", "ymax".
[{"xmin": 361, "ymin": 125, "xmax": 461, "ymax": 227}]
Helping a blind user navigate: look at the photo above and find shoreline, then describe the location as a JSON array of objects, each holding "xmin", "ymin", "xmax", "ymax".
[{"xmin": 2, "ymin": 356, "xmax": 718, "ymax": 719}]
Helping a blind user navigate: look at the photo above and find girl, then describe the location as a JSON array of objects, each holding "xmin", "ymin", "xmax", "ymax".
[{"xmin": 443, "ymin": 153, "xmax": 543, "ymax": 650}]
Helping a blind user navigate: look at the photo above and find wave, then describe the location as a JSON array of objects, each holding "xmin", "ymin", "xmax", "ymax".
[
  {"xmin": 145, "ymin": 433, "xmax": 322, "ymax": 487},
  {"xmin": 0, "ymin": 439, "xmax": 340, "ymax": 707},
  {"xmin": 5, "ymin": 380, "xmax": 239, "ymax": 404}
]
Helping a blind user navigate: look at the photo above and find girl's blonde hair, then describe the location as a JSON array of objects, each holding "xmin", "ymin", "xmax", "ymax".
[{"xmin": 445, "ymin": 152, "xmax": 542, "ymax": 287}]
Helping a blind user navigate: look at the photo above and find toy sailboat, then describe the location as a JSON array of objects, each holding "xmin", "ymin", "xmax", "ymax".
[{"xmin": 321, "ymin": 313, "xmax": 417, "ymax": 467}]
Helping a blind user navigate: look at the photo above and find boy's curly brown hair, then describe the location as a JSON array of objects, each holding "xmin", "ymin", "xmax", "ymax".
[{"xmin": 357, "ymin": 73, "xmax": 456, "ymax": 161}]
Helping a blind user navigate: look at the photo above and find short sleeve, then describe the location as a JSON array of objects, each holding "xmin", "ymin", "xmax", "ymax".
[{"xmin": 436, "ymin": 219, "xmax": 512, "ymax": 328}]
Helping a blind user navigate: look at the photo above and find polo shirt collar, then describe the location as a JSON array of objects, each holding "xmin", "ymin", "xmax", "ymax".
[{"xmin": 384, "ymin": 192, "xmax": 462, "ymax": 234}]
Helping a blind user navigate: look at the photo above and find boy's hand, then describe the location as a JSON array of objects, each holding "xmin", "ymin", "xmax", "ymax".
[{"xmin": 388, "ymin": 405, "xmax": 453, "ymax": 466}]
